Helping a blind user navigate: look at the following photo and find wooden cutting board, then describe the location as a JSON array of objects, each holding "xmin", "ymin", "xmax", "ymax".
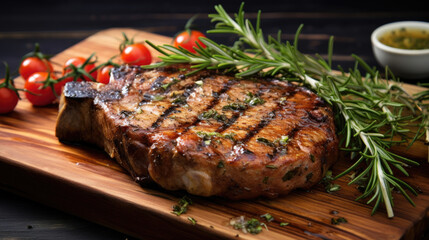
[{"xmin": 1, "ymin": 28, "xmax": 428, "ymax": 240}]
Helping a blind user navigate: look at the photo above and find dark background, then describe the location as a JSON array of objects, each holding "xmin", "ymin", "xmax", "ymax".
[
  {"xmin": 1, "ymin": 0, "xmax": 428, "ymax": 239},
  {"xmin": 1, "ymin": 0, "xmax": 429, "ymax": 81}
]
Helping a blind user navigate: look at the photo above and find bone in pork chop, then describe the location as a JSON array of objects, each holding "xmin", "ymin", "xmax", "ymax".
[{"xmin": 55, "ymin": 64, "xmax": 338, "ymax": 199}]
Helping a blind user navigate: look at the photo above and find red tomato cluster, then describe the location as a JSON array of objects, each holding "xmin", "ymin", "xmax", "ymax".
[
  {"xmin": 20, "ymin": 53, "xmax": 100, "ymax": 107},
  {"xmin": 1, "ymin": 25, "xmax": 207, "ymax": 113}
]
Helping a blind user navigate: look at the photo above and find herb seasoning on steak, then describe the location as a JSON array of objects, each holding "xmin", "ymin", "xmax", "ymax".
[{"xmin": 55, "ymin": 64, "xmax": 338, "ymax": 199}]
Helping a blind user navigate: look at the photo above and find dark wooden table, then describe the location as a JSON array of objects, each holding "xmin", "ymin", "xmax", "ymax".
[{"xmin": 1, "ymin": 0, "xmax": 428, "ymax": 239}]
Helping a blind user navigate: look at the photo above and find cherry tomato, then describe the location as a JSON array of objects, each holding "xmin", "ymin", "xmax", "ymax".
[
  {"xmin": 25, "ymin": 72, "xmax": 61, "ymax": 106},
  {"xmin": 62, "ymin": 56, "xmax": 97, "ymax": 81},
  {"xmin": 96, "ymin": 65, "xmax": 113, "ymax": 84},
  {"xmin": 19, "ymin": 56, "xmax": 53, "ymax": 80},
  {"xmin": 0, "ymin": 79, "xmax": 19, "ymax": 114},
  {"xmin": 173, "ymin": 30, "xmax": 207, "ymax": 53},
  {"xmin": 120, "ymin": 43, "xmax": 152, "ymax": 66},
  {"xmin": 58, "ymin": 56, "xmax": 98, "ymax": 90}
]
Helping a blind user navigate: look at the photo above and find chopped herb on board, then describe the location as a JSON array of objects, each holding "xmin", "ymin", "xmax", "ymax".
[
  {"xmin": 172, "ymin": 196, "xmax": 192, "ymax": 216},
  {"xmin": 246, "ymin": 219, "xmax": 263, "ymax": 234},
  {"xmin": 321, "ymin": 170, "xmax": 341, "ymax": 193},
  {"xmin": 260, "ymin": 213, "xmax": 274, "ymax": 222},
  {"xmin": 331, "ymin": 217, "xmax": 348, "ymax": 225},
  {"xmin": 230, "ymin": 216, "xmax": 266, "ymax": 234},
  {"xmin": 280, "ymin": 222, "xmax": 289, "ymax": 227},
  {"xmin": 349, "ymin": 170, "xmax": 368, "ymax": 193},
  {"xmin": 188, "ymin": 217, "xmax": 197, "ymax": 225},
  {"xmin": 327, "ymin": 184, "xmax": 341, "ymax": 193}
]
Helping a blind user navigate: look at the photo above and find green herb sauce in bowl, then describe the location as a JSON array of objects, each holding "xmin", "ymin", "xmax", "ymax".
[{"xmin": 371, "ymin": 21, "xmax": 429, "ymax": 79}]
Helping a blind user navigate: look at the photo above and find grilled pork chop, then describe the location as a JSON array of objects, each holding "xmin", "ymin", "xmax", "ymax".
[{"xmin": 56, "ymin": 64, "xmax": 338, "ymax": 199}]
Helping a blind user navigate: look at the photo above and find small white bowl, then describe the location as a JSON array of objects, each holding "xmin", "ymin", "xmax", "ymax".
[{"xmin": 371, "ymin": 21, "xmax": 429, "ymax": 79}]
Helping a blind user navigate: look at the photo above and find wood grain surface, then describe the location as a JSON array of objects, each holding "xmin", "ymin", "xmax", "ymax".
[{"xmin": 0, "ymin": 28, "xmax": 428, "ymax": 240}]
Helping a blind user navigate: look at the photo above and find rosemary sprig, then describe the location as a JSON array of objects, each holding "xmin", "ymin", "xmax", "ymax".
[
  {"xmin": 144, "ymin": 3, "xmax": 426, "ymax": 217},
  {"xmin": 413, "ymin": 83, "xmax": 429, "ymax": 161}
]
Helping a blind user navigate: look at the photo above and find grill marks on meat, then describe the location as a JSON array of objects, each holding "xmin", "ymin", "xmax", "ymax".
[
  {"xmin": 56, "ymin": 65, "xmax": 338, "ymax": 199},
  {"xmin": 157, "ymin": 76, "xmax": 232, "ymax": 131}
]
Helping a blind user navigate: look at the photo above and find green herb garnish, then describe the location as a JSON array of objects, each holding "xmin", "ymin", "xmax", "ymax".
[
  {"xmin": 279, "ymin": 97, "xmax": 288, "ymax": 105},
  {"xmin": 171, "ymin": 94, "xmax": 187, "ymax": 105},
  {"xmin": 262, "ymin": 176, "xmax": 269, "ymax": 184},
  {"xmin": 197, "ymin": 131, "xmax": 221, "ymax": 139},
  {"xmin": 278, "ymin": 135, "xmax": 289, "ymax": 146},
  {"xmin": 256, "ymin": 137, "xmax": 274, "ymax": 147},
  {"xmin": 222, "ymin": 102, "xmax": 247, "ymax": 111},
  {"xmin": 310, "ymin": 154, "xmax": 315, "ymax": 162},
  {"xmin": 217, "ymin": 161, "xmax": 225, "ymax": 168},
  {"xmin": 282, "ymin": 167, "xmax": 299, "ymax": 181},
  {"xmin": 223, "ymin": 133, "xmax": 236, "ymax": 141},
  {"xmin": 260, "ymin": 213, "xmax": 274, "ymax": 222},
  {"xmin": 152, "ymin": 94, "xmax": 166, "ymax": 101},
  {"xmin": 244, "ymin": 219, "xmax": 262, "ymax": 234},
  {"xmin": 172, "ymin": 196, "xmax": 192, "ymax": 216},
  {"xmin": 196, "ymin": 131, "xmax": 236, "ymax": 142},
  {"xmin": 188, "ymin": 217, "xmax": 197, "ymax": 225},
  {"xmin": 280, "ymin": 222, "xmax": 289, "ymax": 227},
  {"xmin": 161, "ymin": 77, "xmax": 179, "ymax": 90},
  {"xmin": 244, "ymin": 92, "xmax": 265, "ymax": 106},
  {"xmin": 257, "ymin": 136, "xmax": 289, "ymax": 149},
  {"xmin": 230, "ymin": 216, "xmax": 265, "ymax": 234},
  {"xmin": 331, "ymin": 217, "xmax": 348, "ymax": 225},
  {"xmin": 327, "ymin": 184, "xmax": 341, "ymax": 193},
  {"xmin": 199, "ymin": 109, "xmax": 227, "ymax": 122},
  {"xmin": 321, "ymin": 170, "xmax": 341, "ymax": 193},
  {"xmin": 265, "ymin": 165, "xmax": 278, "ymax": 169},
  {"xmin": 306, "ymin": 172, "xmax": 313, "ymax": 183}
]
